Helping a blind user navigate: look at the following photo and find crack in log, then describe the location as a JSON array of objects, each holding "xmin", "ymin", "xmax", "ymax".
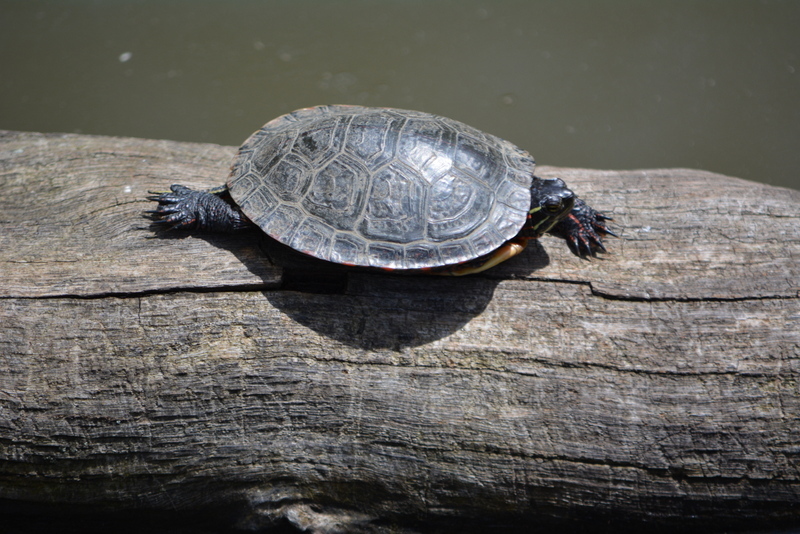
[
  {"xmin": 306, "ymin": 354, "xmax": 782, "ymax": 379},
  {"xmin": 588, "ymin": 285, "xmax": 799, "ymax": 303},
  {"xmin": 2, "ymin": 277, "xmax": 797, "ymax": 302},
  {"xmin": 0, "ymin": 283, "xmax": 275, "ymax": 300},
  {"xmin": 471, "ymin": 448, "xmax": 781, "ymax": 485}
]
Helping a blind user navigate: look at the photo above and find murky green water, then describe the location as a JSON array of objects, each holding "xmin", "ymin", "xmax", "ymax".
[{"xmin": 1, "ymin": 0, "xmax": 798, "ymax": 190}]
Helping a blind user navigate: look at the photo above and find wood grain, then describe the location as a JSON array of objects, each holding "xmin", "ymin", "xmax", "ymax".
[{"xmin": 1, "ymin": 130, "xmax": 798, "ymax": 533}]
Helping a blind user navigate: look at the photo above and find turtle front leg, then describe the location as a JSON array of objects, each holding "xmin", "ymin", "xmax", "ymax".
[
  {"xmin": 548, "ymin": 198, "xmax": 616, "ymax": 256},
  {"xmin": 147, "ymin": 185, "xmax": 252, "ymax": 233}
]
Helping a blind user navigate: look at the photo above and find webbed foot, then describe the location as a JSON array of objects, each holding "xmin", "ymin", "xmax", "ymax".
[
  {"xmin": 549, "ymin": 198, "xmax": 616, "ymax": 257},
  {"xmin": 147, "ymin": 184, "xmax": 250, "ymax": 233}
]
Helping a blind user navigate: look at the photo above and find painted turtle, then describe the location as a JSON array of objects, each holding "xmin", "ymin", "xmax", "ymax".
[{"xmin": 149, "ymin": 105, "xmax": 614, "ymax": 275}]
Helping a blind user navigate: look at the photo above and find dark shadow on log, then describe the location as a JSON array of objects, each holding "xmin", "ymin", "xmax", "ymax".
[
  {"xmin": 142, "ymin": 224, "xmax": 280, "ymax": 286},
  {"xmin": 261, "ymin": 236, "xmax": 554, "ymax": 350},
  {"xmin": 3, "ymin": 498, "xmax": 797, "ymax": 534},
  {"xmin": 266, "ymin": 274, "xmax": 498, "ymax": 350},
  {"xmin": 146, "ymin": 227, "xmax": 555, "ymax": 350},
  {"xmin": 0, "ymin": 499, "xmax": 257, "ymax": 534}
]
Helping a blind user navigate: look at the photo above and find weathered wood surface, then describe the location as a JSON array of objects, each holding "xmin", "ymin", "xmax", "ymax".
[{"xmin": 0, "ymin": 130, "xmax": 799, "ymax": 533}]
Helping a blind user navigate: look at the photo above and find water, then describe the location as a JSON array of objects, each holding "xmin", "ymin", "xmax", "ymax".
[{"xmin": 1, "ymin": 0, "xmax": 798, "ymax": 191}]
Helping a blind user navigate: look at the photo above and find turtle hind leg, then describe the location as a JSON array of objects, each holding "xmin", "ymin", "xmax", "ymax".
[
  {"xmin": 146, "ymin": 184, "xmax": 252, "ymax": 233},
  {"xmin": 430, "ymin": 239, "xmax": 528, "ymax": 276},
  {"xmin": 548, "ymin": 198, "xmax": 616, "ymax": 257}
]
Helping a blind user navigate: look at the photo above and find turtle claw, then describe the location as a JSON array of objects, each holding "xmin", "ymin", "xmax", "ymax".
[
  {"xmin": 146, "ymin": 190, "xmax": 179, "ymax": 203},
  {"xmin": 592, "ymin": 239, "xmax": 607, "ymax": 254},
  {"xmin": 149, "ymin": 212, "xmax": 198, "ymax": 231},
  {"xmin": 146, "ymin": 185, "xmax": 204, "ymax": 231},
  {"xmin": 147, "ymin": 184, "xmax": 250, "ymax": 233},
  {"xmin": 601, "ymin": 226, "xmax": 619, "ymax": 238},
  {"xmin": 549, "ymin": 198, "xmax": 616, "ymax": 257},
  {"xmin": 148, "ymin": 205, "xmax": 181, "ymax": 215}
]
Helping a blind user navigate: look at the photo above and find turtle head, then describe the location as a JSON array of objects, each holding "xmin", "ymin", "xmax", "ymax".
[{"xmin": 526, "ymin": 177, "xmax": 576, "ymax": 238}]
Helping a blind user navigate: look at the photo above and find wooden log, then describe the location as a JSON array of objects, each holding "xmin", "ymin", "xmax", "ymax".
[{"xmin": 1, "ymin": 129, "xmax": 798, "ymax": 533}]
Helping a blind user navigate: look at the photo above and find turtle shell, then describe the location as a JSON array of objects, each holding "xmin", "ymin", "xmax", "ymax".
[{"xmin": 227, "ymin": 105, "xmax": 535, "ymax": 270}]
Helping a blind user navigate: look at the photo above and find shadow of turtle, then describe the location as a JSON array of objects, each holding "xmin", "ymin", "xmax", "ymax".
[
  {"xmin": 254, "ymin": 237, "xmax": 552, "ymax": 351},
  {"xmin": 146, "ymin": 219, "xmax": 552, "ymax": 351}
]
